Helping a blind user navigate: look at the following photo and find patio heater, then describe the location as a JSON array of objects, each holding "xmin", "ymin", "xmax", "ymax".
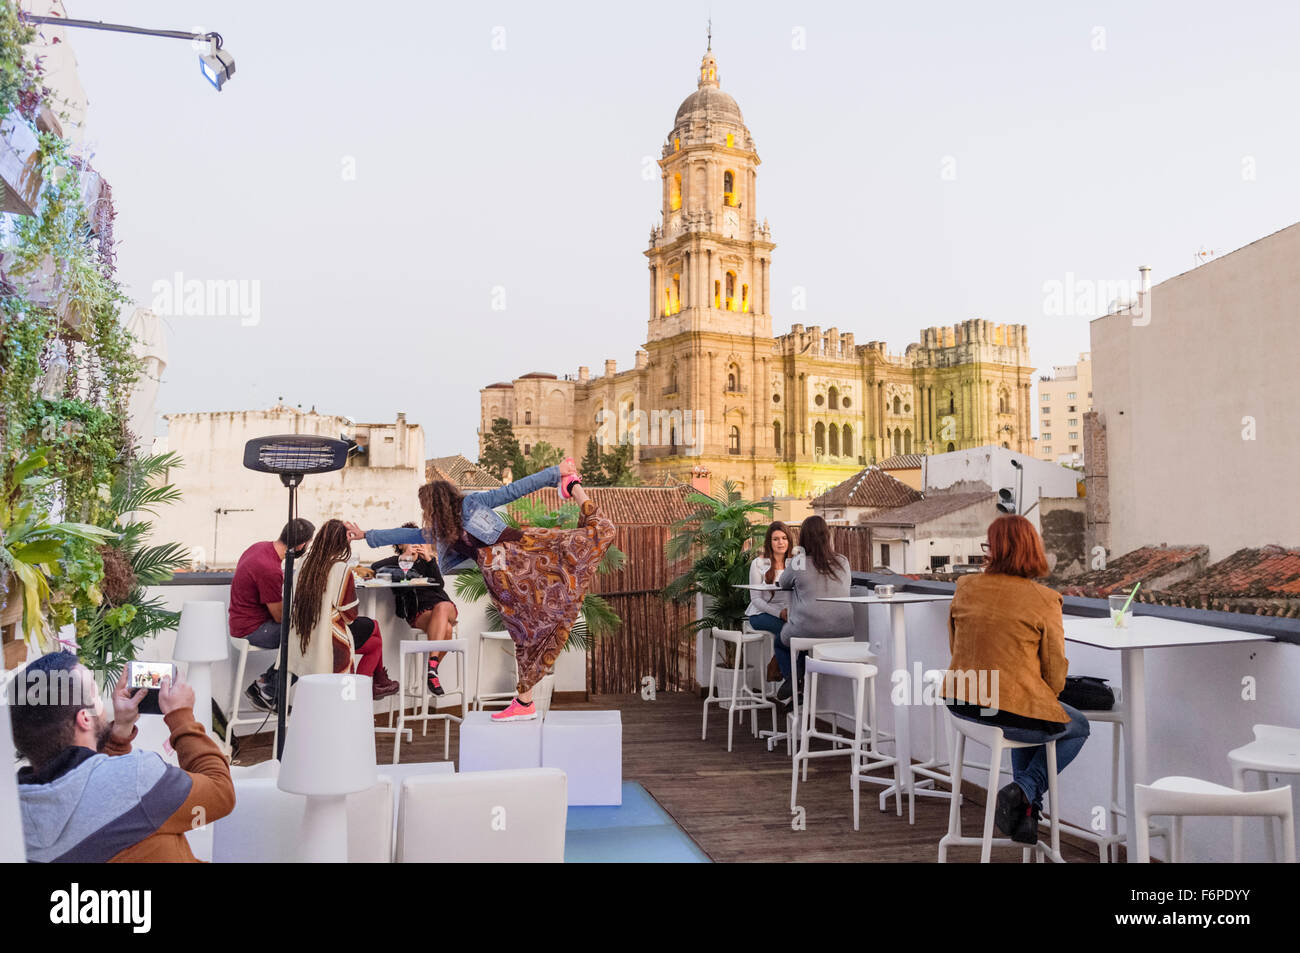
[{"xmin": 242, "ymin": 435, "xmax": 350, "ymax": 757}]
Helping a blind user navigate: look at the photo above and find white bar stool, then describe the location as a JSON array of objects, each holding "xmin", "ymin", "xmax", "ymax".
[
  {"xmin": 473, "ymin": 630, "xmax": 517, "ymax": 711},
  {"xmin": 784, "ymin": 635, "xmax": 852, "ymax": 759},
  {"xmin": 1229, "ymin": 724, "xmax": 1300, "ymax": 862},
  {"xmin": 1135, "ymin": 777, "xmax": 1296, "ymax": 863},
  {"xmin": 938, "ymin": 711, "xmax": 1065, "ymax": 863},
  {"xmin": 223, "ymin": 636, "xmax": 279, "ymax": 756},
  {"xmin": 790, "ymin": 646, "xmax": 901, "ymax": 829},
  {"xmin": 702, "ymin": 627, "xmax": 777, "ymax": 752},
  {"xmin": 908, "ymin": 670, "xmax": 991, "ymax": 815},
  {"xmin": 390, "ymin": 638, "xmax": 467, "ymax": 763}
]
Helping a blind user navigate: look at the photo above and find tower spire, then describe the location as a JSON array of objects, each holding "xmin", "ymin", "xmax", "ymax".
[{"xmin": 707, "ymin": 17, "xmax": 711, "ymax": 51}]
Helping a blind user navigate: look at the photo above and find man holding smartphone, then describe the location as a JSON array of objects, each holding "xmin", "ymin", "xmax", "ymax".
[{"xmin": 10, "ymin": 651, "xmax": 235, "ymax": 863}]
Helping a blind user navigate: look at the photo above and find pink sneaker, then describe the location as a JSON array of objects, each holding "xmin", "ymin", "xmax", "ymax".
[{"xmin": 491, "ymin": 697, "xmax": 537, "ymax": 722}]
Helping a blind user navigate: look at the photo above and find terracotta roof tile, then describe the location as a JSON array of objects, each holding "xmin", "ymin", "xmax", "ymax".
[
  {"xmin": 811, "ymin": 466, "xmax": 923, "ymax": 509},
  {"xmin": 510, "ymin": 485, "xmax": 696, "ymax": 525},
  {"xmin": 860, "ymin": 491, "xmax": 995, "ymax": 527},
  {"xmin": 1054, "ymin": 545, "xmax": 1209, "ymax": 598},
  {"xmin": 426, "ymin": 454, "xmax": 503, "ymax": 488},
  {"xmin": 1164, "ymin": 546, "xmax": 1300, "ymax": 599},
  {"xmin": 877, "ymin": 453, "xmax": 924, "ymax": 470}
]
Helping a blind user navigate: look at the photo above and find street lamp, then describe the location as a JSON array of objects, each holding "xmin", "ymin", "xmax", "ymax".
[{"xmin": 22, "ymin": 14, "xmax": 236, "ymax": 91}]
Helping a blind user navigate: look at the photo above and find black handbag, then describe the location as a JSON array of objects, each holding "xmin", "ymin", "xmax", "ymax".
[{"xmin": 1059, "ymin": 675, "xmax": 1115, "ymax": 711}]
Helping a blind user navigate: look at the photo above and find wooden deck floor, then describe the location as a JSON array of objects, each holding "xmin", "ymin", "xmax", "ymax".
[{"xmin": 235, "ymin": 692, "xmax": 1102, "ymax": 863}]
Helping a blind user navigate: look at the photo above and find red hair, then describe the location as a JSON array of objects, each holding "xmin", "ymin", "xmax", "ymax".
[{"xmin": 984, "ymin": 515, "xmax": 1049, "ymax": 579}]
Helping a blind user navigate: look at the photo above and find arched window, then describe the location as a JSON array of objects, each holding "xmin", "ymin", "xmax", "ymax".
[
  {"xmin": 1002, "ymin": 441, "xmax": 1010, "ymax": 449},
  {"xmin": 673, "ymin": 137, "xmax": 680, "ymax": 152},
  {"xmin": 904, "ymin": 429, "xmax": 912, "ymax": 454},
  {"xmin": 670, "ymin": 173, "xmax": 682, "ymax": 211},
  {"xmin": 668, "ymin": 363, "xmax": 678, "ymax": 393},
  {"xmin": 728, "ymin": 426, "xmax": 740, "ymax": 455},
  {"xmin": 741, "ymin": 283, "xmax": 749, "ymax": 313},
  {"xmin": 723, "ymin": 170, "xmax": 736, "ymax": 206},
  {"xmin": 947, "ymin": 441, "xmax": 956, "ymax": 453},
  {"xmin": 726, "ymin": 363, "xmax": 740, "ymax": 393},
  {"xmin": 828, "ymin": 386, "xmax": 839, "ymax": 410},
  {"xmin": 942, "ymin": 389, "xmax": 956, "ymax": 415},
  {"xmin": 725, "ymin": 272, "xmax": 736, "ymax": 311},
  {"xmin": 672, "ymin": 274, "xmax": 681, "ymax": 314},
  {"xmin": 524, "ymin": 410, "xmax": 532, "ymax": 425},
  {"xmin": 670, "ymin": 422, "xmax": 678, "ymax": 451},
  {"xmin": 815, "ymin": 422, "xmax": 826, "ymax": 455},
  {"xmin": 829, "ymin": 424, "xmax": 839, "ymax": 456},
  {"xmin": 892, "ymin": 429, "xmax": 902, "ymax": 455},
  {"xmin": 713, "ymin": 279, "xmax": 721, "ymax": 309},
  {"xmin": 524, "ymin": 444, "xmax": 531, "ymax": 455},
  {"xmin": 892, "ymin": 396, "xmax": 902, "ymax": 415},
  {"xmin": 842, "ymin": 425, "xmax": 853, "ymax": 458},
  {"xmin": 998, "ymin": 388, "xmax": 1010, "ymax": 414},
  {"xmin": 773, "ymin": 420, "xmax": 781, "ymax": 455}
]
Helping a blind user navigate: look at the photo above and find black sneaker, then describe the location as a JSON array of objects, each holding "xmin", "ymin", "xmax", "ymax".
[
  {"xmin": 1013, "ymin": 804, "xmax": 1044, "ymax": 845},
  {"xmin": 776, "ymin": 678, "xmax": 793, "ymax": 702},
  {"xmin": 245, "ymin": 680, "xmax": 276, "ymax": 713},
  {"xmin": 995, "ymin": 782, "xmax": 1032, "ymax": 839}
]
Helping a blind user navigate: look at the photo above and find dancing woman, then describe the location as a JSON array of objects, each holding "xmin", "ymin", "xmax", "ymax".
[{"xmin": 347, "ymin": 458, "xmax": 615, "ymax": 721}]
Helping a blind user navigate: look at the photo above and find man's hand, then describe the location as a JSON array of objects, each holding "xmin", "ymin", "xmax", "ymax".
[
  {"xmin": 111, "ymin": 675, "xmax": 145, "ymax": 740},
  {"xmin": 344, "ymin": 521, "xmax": 365, "ymax": 541},
  {"xmin": 159, "ymin": 671, "xmax": 196, "ymax": 716}
]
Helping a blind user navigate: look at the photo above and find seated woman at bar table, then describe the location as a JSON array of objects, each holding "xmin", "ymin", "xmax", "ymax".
[
  {"xmin": 370, "ymin": 523, "xmax": 459, "ymax": 695},
  {"xmin": 745, "ymin": 520, "xmax": 792, "ymax": 686},
  {"xmin": 287, "ymin": 520, "xmax": 399, "ymax": 699},
  {"xmin": 941, "ymin": 514, "xmax": 1090, "ymax": 844},
  {"xmin": 773, "ymin": 516, "xmax": 855, "ymax": 702}
]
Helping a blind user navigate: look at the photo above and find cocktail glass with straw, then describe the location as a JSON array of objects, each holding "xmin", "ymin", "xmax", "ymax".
[{"xmin": 1109, "ymin": 582, "xmax": 1141, "ymax": 628}]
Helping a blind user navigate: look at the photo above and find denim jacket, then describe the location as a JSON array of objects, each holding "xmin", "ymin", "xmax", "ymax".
[{"xmin": 364, "ymin": 466, "xmax": 561, "ymax": 575}]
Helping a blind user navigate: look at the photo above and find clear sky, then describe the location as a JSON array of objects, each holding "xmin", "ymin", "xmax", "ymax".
[{"xmin": 62, "ymin": 0, "xmax": 1300, "ymax": 457}]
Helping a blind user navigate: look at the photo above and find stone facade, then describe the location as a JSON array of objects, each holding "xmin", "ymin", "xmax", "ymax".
[{"xmin": 480, "ymin": 49, "xmax": 1035, "ymax": 498}]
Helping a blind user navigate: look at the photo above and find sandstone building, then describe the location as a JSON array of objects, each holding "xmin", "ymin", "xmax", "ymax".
[{"xmin": 480, "ymin": 47, "xmax": 1035, "ymax": 498}]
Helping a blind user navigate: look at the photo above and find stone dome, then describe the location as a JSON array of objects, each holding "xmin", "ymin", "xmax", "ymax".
[
  {"xmin": 674, "ymin": 85, "xmax": 744, "ymax": 126},
  {"xmin": 673, "ymin": 49, "xmax": 744, "ymax": 127}
]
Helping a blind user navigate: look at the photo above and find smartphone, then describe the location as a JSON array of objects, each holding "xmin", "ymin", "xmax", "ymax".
[{"xmin": 124, "ymin": 661, "xmax": 176, "ymax": 715}]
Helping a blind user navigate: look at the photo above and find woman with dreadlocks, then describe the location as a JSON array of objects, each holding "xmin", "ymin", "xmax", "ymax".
[
  {"xmin": 288, "ymin": 519, "xmax": 400, "ymax": 699},
  {"xmin": 346, "ymin": 457, "xmax": 615, "ymax": 721}
]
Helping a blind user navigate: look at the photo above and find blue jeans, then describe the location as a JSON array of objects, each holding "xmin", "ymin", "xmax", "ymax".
[
  {"xmin": 951, "ymin": 702, "xmax": 1090, "ymax": 809},
  {"xmin": 747, "ymin": 613, "xmax": 792, "ymax": 679}
]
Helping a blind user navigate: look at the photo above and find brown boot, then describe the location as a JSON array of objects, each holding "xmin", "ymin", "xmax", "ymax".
[{"xmin": 372, "ymin": 666, "xmax": 399, "ymax": 698}]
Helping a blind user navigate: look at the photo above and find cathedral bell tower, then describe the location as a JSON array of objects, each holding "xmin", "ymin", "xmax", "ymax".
[{"xmin": 645, "ymin": 47, "xmax": 775, "ymax": 342}]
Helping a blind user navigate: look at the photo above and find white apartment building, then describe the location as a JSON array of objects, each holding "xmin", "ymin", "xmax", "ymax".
[{"xmin": 1034, "ymin": 352, "xmax": 1092, "ymax": 466}]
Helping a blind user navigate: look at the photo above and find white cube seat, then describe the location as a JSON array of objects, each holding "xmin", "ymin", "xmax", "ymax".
[
  {"xmin": 459, "ymin": 709, "xmax": 543, "ymax": 772},
  {"xmin": 542, "ymin": 710, "xmax": 622, "ymax": 806}
]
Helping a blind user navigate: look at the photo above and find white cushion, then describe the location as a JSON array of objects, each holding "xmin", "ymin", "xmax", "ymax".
[
  {"xmin": 542, "ymin": 711, "xmax": 622, "ymax": 806},
  {"xmin": 211, "ymin": 777, "xmax": 393, "ymax": 862},
  {"xmin": 459, "ymin": 709, "xmax": 542, "ymax": 771},
  {"xmin": 395, "ymin": 768, "xmax": 566, "ymax": 862}
]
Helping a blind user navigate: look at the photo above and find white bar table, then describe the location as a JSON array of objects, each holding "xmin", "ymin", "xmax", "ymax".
[
  {"xmin": 1063, "ymin": 614, "xmax": 1273, "ymax": 862},
  {"xmin": 821, "ymin": 592, "xmax": 953, "ymax": 824}
]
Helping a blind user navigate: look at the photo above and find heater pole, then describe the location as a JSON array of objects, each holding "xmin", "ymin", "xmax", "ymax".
[{"xmin": 276, "ymin": 475, "xmax": 302, "ymax": 759}]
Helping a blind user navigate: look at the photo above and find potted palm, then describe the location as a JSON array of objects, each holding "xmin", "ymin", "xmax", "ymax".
[
  {"xmin": 661, "ymin": 480, "xmax": 773, "ymax": 690},
  {"xmin": 453, "ymin": 496, "xmax": 624, "ymax": 712}
]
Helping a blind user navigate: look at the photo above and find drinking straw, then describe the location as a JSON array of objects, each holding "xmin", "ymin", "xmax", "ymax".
[{"xmin": 1119, "ymin": 582, "xmax": 1141, "ymax": 615}]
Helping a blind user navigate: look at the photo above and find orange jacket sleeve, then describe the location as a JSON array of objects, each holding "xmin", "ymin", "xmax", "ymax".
[
  {"xmin": 1037, "ymin": 591, "xmax": 1069, "ymax": 695},
  {"xmin": 155, "ymin": 707, "xmax": 236, "ymax": 833}
]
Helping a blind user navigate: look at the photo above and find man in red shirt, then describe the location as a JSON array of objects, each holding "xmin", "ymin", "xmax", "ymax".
[{"xmin": 228, "ymin": 518, "xmax": 314, "ymax": 711}]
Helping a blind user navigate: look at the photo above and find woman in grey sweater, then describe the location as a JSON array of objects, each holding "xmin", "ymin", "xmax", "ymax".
[{"xmin": 774, "ymin": 516, "xmax": 854, "ymax": 700}]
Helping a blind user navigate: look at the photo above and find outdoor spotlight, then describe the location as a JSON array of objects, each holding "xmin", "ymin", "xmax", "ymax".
[
  {"xmin": 996, "ymin": 487, "xmax": 1017, "ymax": 514},
  {"xmin": 199, "ymin": 40, "xmax": 235, "ymax": 90}
]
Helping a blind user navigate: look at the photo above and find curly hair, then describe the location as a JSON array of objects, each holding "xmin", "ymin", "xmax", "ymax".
[
  {"xmin": 418, "ymin": 480, "xmax": 464, "ymax": 549},
  {"xmin": 291, "ymin": 519, "xmax": 352, "ymax": 653}
]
